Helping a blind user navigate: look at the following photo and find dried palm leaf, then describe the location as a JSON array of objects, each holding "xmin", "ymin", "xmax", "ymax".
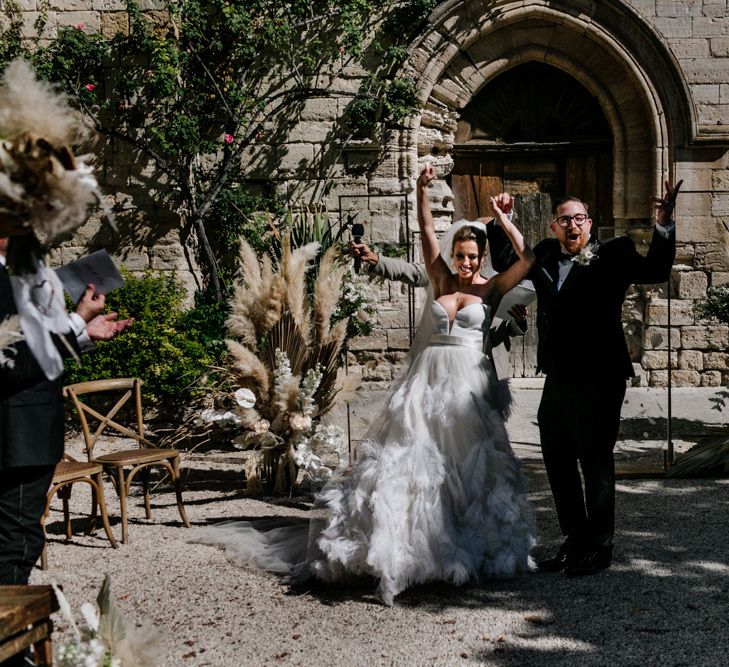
[
  {"xmin": 226, "ymin": 340, "xmax": 270, "ymax": 399},
  {"xmin": 666, "ymin": 434, "xmax": 729, "ymax": 478},
  {"xmin": 265, "ymin": 312, "xmax": 308, "ymax": 376},
  {"xmin": 313, "ymin": 246, "xmax": 345, "ymax": 344},
  {"xmin": 304, "ymin": 340, "xmax": 344, "ymax": 417}
]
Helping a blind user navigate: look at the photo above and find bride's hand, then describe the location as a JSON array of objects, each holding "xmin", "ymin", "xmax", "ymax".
[{"xmin": 417, "ymin": 164, "xmax": 436, "ymax": 189}]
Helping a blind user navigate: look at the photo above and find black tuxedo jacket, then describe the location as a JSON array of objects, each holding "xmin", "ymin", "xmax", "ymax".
[
  {"xmin": 488, "ymin": 226, "xmax": 675, "ymax": 380},
  {"xmin": 0, "ymin": 264, "xmax": 72, "ymax": 470}
]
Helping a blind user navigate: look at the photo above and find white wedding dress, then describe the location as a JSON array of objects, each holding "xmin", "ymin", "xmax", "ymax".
[{"xmin": 198, "ymin": 299, "xmax": 536, "ymax": 605}]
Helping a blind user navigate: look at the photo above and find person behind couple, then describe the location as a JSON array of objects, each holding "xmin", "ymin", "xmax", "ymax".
[
  {"xmin": 199, "ymin": 165, "xmax": 537, "ymax": 606},
  {"xmin": 488, "ymin": 183, "xmax": 680, "ymax": 576}
]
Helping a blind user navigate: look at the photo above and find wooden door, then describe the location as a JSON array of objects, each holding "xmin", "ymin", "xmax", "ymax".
[{"xmin": 450, "ymin": 150, "xmax": 612, "ymax": 376}]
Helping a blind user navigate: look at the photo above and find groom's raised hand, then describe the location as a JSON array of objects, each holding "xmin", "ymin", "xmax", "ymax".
[{"xmin": 652, "ymin": 180, "xmax": 683, "ymax": 227}]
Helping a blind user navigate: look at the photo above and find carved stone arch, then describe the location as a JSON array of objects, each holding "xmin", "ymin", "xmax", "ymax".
[{"xmin": 402, "ymin": 0, "xmax": 693, "ymax": 224}]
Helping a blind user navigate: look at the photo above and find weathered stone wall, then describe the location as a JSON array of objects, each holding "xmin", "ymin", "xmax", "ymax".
[{"xmin": 9, "ymin": 0, "xmax": 729, "ymax": 385}]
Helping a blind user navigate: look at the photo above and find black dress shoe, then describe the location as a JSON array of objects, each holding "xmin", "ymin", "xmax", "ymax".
[
  {"xmin": 564, "ymin": 546, "xmax": 613, "ymax": 577},
  {"xmin": 535, "ymin": 541, "xmax": 581, "ymax": 573}
]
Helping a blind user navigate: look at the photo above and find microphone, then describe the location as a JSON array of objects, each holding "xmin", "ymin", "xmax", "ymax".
[{"xmin": 352, "ymin": 222, "xmax": 365, "ymax": 273}]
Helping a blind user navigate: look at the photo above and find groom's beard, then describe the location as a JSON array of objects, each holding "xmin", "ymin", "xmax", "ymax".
[{"xmin": 562, "ymin": 230, "xmax": 589, "ymax": 255}]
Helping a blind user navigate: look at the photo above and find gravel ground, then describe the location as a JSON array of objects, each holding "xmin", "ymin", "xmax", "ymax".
[{"xmin": 31, "ymin": 387, "xmax": 729, "ymax": 666}]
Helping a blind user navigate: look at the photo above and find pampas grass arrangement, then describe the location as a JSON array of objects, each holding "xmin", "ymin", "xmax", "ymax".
[
  {"xmin": 0, "ymin": 58, "xmax": 112, "ymax": 274},
  {"xmin": 219, "ymin": 233, "xmax": 350, "ymax": 494}
]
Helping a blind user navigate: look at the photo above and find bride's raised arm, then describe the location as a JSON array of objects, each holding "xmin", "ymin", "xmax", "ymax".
[
  {"xmin": 488, "ymin": 197, "xmax": 536, "ymax": 297},
  {"xmin": 416, "ymin": 165, "xmax": 449, "ymax": 290}
]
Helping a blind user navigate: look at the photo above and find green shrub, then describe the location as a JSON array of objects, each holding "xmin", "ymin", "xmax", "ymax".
[
  {"xmin": 695, "ymin": 285, "xmax": 729, "ymax": 325},
  {"xmin": 65, "ymin": 269, "xmax": 222, "ymax": 407}
]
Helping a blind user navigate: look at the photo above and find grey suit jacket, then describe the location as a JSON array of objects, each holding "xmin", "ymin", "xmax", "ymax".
[{"xmin": 369, "ymin": 255, "xmax": 526, "ymax": 379}]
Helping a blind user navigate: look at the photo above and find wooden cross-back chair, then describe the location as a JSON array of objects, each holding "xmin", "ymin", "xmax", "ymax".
[
  {"xmin": 40, "ymin": 453, "xmax": 118, "ymax": 569},
  {"xmin": 64, "ymin": 377, "xmax": 190, "ymax": 544}
]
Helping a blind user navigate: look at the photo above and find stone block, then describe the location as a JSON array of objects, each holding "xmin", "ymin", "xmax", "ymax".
[
  {"xmin": 361, "ymin": 360, "xmax": 393, "ymax": 383},
  {"xmin": 387, "ymin": 328, "xmax": 411, "ymax": 351},
  {"xmin": 21, "ymin": 11, "xmax": 57, "ymax": 38},
  {"xmin": 149, "ymin": 245, "xmax": 189, "ymax": 271},
  {"xmin": 692, "ymin": 16, "xmax": 729, "ymax": 37},
  {"xmin": 712, "ymin": 272, "xmax": 729, "ymax": 287},
  {"xmin": 691, "ymin": 85, "xmax": 722, "ymax": 105},
  {"xmin": 377, "ymin": 309, "xmax": 410, "ymax": 329},
  {"xmin": 704, "ymin": 352, "xmax": 729, "ymax": 369},
  {"xmin": 644, "ymin": 326, "xmax": 681, "ymax": 350},
  {"xmin": 712, "ymin": 193, "xmax": 729, "ymax": 215},
  {"xmin": 348, "ymin": 329, "xmax": 387, "ymax": 352},
  {"xmin": 93, "ymin": 0, "xmax": 128, "ymax": 8},
  {"xmin": 299, "ymin": 98, "xmax": 340, "ymax": 122},
  {"xmin": 55, "ymin": 10, "xmax": 100, "ymax": 31},
  {"xmin": 679, "ymin": 350, "xmax": 704, "ymax": 371},
  {"xmin": 706, "ymin": 325, "xmax": 729, "ymax": 350},
  {"xmin": 676, "ymin": 217, "xmax": 726, "ymax": 244},
  {"xmin": 646, "ymin": 299, "xmax": 695, "ymax": 326},
  {"xmin": 680, "ymin": 326, "xmax": 707, "ymax": 349},
  {"xmin": 713, "ymin": 169, "xmax": 729, "ymax": 190},
  {"xmin": 642, "ymin": 350, "xmax": 677, "ymax": 370},
  {"xmin": 368, "ymin": 178, "xmax": 402, "ymax": 196},
  {"xmin": 656, "ymin": 0, "xmax": 703, "ymax": 16},
  {"xmin": 288, "ymin": 121, "xmax": 334, "ymax": 144},
  {"xmin": 684, "ymin": 59, "xmax": 729, "ymax": 84},
  {"xmin": 50, "ymin": 0, "xmax": 93, "ymax": 10},
  {"xmin": 694, "ymin": 243, "xmax": 729, "ymax": 271},
  {"xmin": 671, "ymin": 39, "xmax": 710, "ymax": 58},
  {"xmin": 701, "ymin": 370, "xmax": 723, "ymax": 386},
  {"xmin": 648, "ymin": 370, "xmax": 701, "ymax": 387},
  {"xmin": 653, "ymin": 18, "xmax": 693, "ymax": 38},
  {"xmin": 100, "ymin": 11, "xmax": 129, "ymax": 37},
  {"xmin": 368, "ymin": 216, "xmax": 400, "ymax": 243},
  {"xmin": 675, "ymin": 270, "xmax": 708, "ymax": 298},
  {"xmin": 710, "ymin": 37, "xmax": 729, "ymax": 56},
  {"xmin": 117, "ymin": 250, "xmax": 150, "ymax": 271},
  {"xmin": 278, "ymin": 143, "xmax": 314, "ymax": 176}
]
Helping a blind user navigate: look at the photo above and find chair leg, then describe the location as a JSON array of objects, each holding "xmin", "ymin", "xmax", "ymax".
[
  {"xmin": 61, "ymin": 487, "xmax": 73, "ymax": 540},
  {"xmin": 142, "ymin": 467, "xmax": 152, "ymax": 519},
  {"xmin": 87, "ymin": 482, "xmax": 99, "ymax": 535},
  {"xmin": 171, "ymin": 456, "xmax": 190, "ymax": 528},
  {"xmin": 40, "ymin": 488, "xmax": 53, "ymax": 571},
  {"xmin": 93, "ymin": 472, "xmax": 118, "ymax": 549},
  {"xmin": 116, "ymin": 466, "xmax": 129, "ymax": 545}
]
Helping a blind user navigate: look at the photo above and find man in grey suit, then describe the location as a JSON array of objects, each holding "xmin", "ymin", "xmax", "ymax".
[{"xmin": 0, "ymin": 225, "xmax": 132, "ymax": 586}]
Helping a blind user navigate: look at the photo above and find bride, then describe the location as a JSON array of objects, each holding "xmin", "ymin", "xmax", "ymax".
[{"xmin": 199, "ymin": 165, "xmax": 537, "ymax": 605}]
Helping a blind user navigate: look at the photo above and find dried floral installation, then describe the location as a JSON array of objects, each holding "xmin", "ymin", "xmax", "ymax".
[
  {"xmin": 0, "ymin": 59, "xmax": 110, "ymax": 245},
  {"xmin": 207, "ymin": 234, "xmax": 351, "ymax": 494}
]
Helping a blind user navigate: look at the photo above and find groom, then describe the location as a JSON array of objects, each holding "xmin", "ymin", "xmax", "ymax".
[{"xmin": 489, "ymin": 181, "xmax": 681, "ymax": 576}]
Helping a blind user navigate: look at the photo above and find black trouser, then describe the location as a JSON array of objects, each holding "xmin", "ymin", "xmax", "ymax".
[
  {"xmin": 0, "ymin": 466, "xmax": 55, "ymax": 585},
  {"xmin": 537, "ymin": 373, "xmax": 626, "ymax": 550}
]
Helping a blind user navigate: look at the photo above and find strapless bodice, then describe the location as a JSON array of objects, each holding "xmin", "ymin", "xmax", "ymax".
[{"xmin": 430, "ymin": 300, "xmax": 490, "ymax": 348}]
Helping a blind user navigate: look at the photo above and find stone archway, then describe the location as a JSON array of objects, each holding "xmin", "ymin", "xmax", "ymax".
[{"xmin": 402, "ymin": 0, "xmax": 692, "ymax": 231}]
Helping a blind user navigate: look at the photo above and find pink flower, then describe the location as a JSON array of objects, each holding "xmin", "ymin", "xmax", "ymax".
[
  {"xmin": 84, "ymin": 83, "xmax": 97, "ymax": 91},
  {"xmin": 74, "ymin": 22, "xmax": 85, "ymax": 30},
  {"xmin": 223, "ymin": 133, "xmax": 234, "ymax": 144}
]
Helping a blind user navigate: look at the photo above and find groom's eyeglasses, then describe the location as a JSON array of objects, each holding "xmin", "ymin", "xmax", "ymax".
[{"xmin": 553, "ymin": 213, "xmax": 589, "ymax": 227}]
